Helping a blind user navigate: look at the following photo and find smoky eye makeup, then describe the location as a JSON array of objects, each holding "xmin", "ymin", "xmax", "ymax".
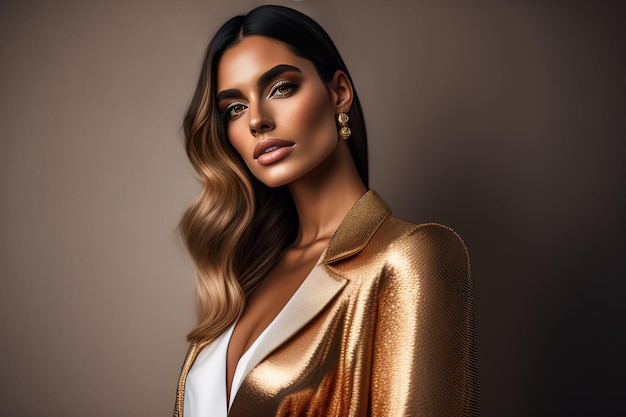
[
  {"xmin": 219, "ymin": 101, "xmax": 248, "ymax": 120},
  {"xmin": 267, "ymin": 79, "xmax": 300, "ymax": 99},
  {"xmin": 216, "ymin": 65, "xmax": 303, "ymax": 120},
  {"xmin": 216, "ymin": 88, "xmax": 246, "ymax": 120}
]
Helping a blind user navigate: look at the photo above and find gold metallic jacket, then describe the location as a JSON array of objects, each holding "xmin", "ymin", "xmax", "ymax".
[{"xmin": 174, "ymin": 190, "xmax": 479, "ymax": 416}]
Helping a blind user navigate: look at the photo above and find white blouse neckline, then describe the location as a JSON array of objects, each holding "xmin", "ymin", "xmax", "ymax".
[{"xmin": 184, "ymin": 250, "xmax": 346, "ymax": 417}]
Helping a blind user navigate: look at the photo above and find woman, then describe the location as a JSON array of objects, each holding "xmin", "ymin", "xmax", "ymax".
[{"xmin": 175, "ymin": 5, "xmax": 478, "ymax": 417}]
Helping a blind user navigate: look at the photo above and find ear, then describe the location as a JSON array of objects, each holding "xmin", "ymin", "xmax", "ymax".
[{"xmin": 328, "ymin": 70, "xmax": 354, "ymax": 113}]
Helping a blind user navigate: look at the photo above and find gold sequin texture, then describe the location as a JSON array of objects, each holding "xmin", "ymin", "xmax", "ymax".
[{"xmin": 174, "ymin": 190, "xmax": 479, "ymax": 416}]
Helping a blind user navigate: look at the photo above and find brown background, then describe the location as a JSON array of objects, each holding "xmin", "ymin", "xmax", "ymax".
[{"xmin": 1, "ymin": 0, "xmax": 624, "ymax": 416}]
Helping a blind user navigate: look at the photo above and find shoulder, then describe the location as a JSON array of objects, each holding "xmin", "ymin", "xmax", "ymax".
[
  {"xmin": 369, "ymin": 219, "xmax": 480, "ymax": 415},
  {"xmin": 375, "ymin": 218, "xmax": 471, "ymax": 287},
  {"xmin": 378, "ymin": 217, "xmax": 469, "ymax": 263}
]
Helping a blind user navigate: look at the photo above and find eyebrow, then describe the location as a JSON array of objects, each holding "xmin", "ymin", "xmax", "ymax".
[{"xmin": 216, "ymin": 64, "xmax": 302, "ymax": 103}]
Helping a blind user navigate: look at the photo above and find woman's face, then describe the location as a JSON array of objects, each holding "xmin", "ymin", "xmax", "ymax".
[{"xmin": 216, "ymin": 36, "xmax": 343, "ymax": 188}]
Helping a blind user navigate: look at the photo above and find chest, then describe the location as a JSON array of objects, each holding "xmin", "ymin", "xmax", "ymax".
[
  {"xmin": 227, "ymin": 276, "xmax": 379, "ymax": 417},
  {"xmin": 233, "ymin": 253, "xmax": 321, "ymax": 350},
  {"xmin": 226, "ymin": 245, "xmax": 326, "ymax": 397}
]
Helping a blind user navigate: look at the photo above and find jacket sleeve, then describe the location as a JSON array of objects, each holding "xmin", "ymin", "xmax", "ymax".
[{"xmin": 370, "ymin": 223, "xmax": 479, "ymax": 416}]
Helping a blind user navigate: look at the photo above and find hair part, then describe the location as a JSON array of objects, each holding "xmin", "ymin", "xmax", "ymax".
[{"xmin": 180, "ymin": 5, "xmax": 368, "ymax": 342}]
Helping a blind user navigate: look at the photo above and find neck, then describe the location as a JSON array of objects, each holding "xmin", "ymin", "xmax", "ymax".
[{"xmin": 287, "ymin": 141, "xmax": 367, "ymax": 248}]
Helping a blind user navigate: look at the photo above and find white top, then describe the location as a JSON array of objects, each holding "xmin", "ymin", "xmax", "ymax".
[
  {"xmin": 184, "ymin": 325, "xmax": 234, "ymax": 416},
  {"xmin": 184, "ymin": 253, "xmax": 341, "ymax": 417},
  {"xmin": 184, "ymin": 321, "xmax": 271, "ymax": 416}
]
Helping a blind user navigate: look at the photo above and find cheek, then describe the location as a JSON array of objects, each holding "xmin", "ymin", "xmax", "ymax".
[
  {"xmin": 227, "ymin": 122, "xmax": 250, "ymax": 159},
  {"xmin": 288, "ymin": 86, "xmax": 335, "ymax": 135}
]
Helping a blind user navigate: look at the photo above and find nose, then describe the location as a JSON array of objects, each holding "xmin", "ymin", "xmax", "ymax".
[{"xmin": 248, "ymin": 101, "xmax": 275, "ymax": 136}]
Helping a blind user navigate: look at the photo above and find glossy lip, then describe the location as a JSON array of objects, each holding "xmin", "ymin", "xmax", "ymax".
[
  {"xmin": 253, "ymin": 138, "xmax": 295, "ymax": 160},
  {"xmin": 256, "ymin": 146, "xmax": 294, "ymax": 166}
]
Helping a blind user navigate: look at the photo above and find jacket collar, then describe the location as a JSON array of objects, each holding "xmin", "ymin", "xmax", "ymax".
[{"xmin": 322, "ymin": 190, "xmax": 391, "ymax": 265}]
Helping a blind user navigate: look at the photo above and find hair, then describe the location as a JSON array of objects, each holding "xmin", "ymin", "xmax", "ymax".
[{"xmin": 180, "ymin": 5, "xmax": 369, "ymax": 342}]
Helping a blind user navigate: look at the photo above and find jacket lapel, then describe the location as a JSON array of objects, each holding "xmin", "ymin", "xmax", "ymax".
[
  {"xmin": 237, "ymin": 190, "xmax": 391, "ymax": 373},
  {"xmin": 230, "ymin": 258, "xmax": 346, "ymax": 403}
]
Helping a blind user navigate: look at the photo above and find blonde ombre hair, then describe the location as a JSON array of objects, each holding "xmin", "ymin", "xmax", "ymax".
[{"xmin": 180, "ymin": 5, "xmax": 369, "ymax": 342}]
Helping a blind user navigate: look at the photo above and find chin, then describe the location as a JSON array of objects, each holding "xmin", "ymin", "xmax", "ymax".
[
  {"xmin": 256, "ymin": 176, "xmax": 293, "ymax": 189},
  {"xmin": 248, "ymin": 163, "xmax": 301, "ymax": 189}
]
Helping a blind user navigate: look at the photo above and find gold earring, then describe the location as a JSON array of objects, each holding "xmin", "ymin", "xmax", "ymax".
[{"xmin": 337, "ymin": 112, "xmax": 351, "ymax": 140}]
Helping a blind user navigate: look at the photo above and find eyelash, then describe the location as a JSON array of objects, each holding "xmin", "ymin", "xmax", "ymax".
[
  {"xmin": 221, "ymin": 80, "xmax": 300, "ymax": 120},
  {"xmin": 267, "ymin": 80, "xmax": 299, "ymax": 99},
  {"xmin": 221, "ymin": 102, "xmax": 247, "ymax": 120}
]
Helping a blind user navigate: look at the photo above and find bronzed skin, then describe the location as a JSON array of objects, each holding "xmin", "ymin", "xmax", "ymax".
[{"xmin": 216, "ymin": 36, "xmax": 367, "ymax": 402}]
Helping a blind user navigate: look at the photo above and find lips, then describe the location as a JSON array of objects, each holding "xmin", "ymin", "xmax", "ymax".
[{"xmin": 253, "ymin": 139, "xmax": 295, "ymax": 160}]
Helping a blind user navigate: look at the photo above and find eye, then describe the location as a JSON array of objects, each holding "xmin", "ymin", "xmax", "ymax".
[
  {"xmin": 268, "ymin": 80, "xmax": 298, "ymax": 99},
  {"xmin": 222, "ymin": 102, "xmax": 248, "ymax": 120}
]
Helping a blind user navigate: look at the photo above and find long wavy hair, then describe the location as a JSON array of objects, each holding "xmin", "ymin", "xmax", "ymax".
[{"xmin": 180, "ymin": 5, "xmax": 369, "ymax": 342}]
